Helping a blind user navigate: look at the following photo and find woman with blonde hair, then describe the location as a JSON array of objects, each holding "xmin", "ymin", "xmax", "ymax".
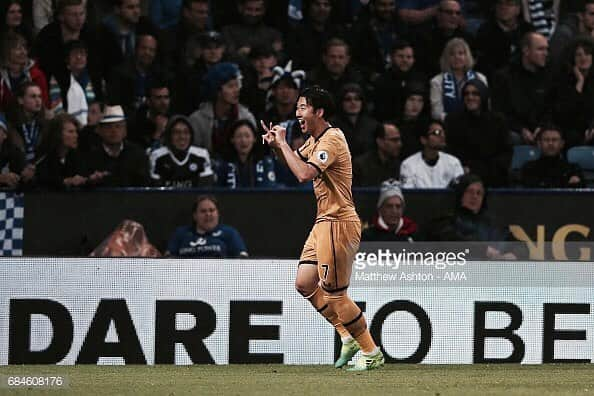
[{"xmin": 430, "ymin": 37, "xmax": 488, "ymax": 121}]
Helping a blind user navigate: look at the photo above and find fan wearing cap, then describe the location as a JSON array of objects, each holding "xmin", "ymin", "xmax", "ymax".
[
  {"xmin": 83, "ymin": 105, "xmax": 151, "ymax": 186},
  {"xmin": 362, "ymin": 179, "xmax": 417, "ymax": 241},
  {"xmin": 189, "ymin": 62, "xmax": 256, "ymax": 156},
  {"xmin": 400, "ymin": 119, "xmax": 464, "ymax": 188},
  {"xmin": 0, "ymin": 113, "xmax": 25, "ymax": 188}
]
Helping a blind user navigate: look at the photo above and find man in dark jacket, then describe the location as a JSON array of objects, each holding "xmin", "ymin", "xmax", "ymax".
[
  {"xmin": 362, "ymin": 179, "xmax": 417, "ymax": 241},
  {"xmin": 521, "ymin": 126, "xmax": 584, "ymax": 188},
  {"xmin": 84, "ymin": 105, "xmax": 150, "ymax": 187},
  {"xmin": 353, "ymin": 122, "xmax": 402, "ymax": 186}
]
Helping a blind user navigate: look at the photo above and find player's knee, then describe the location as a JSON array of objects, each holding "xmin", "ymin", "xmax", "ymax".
[{"xmin": 295, "ymin": 278, "xmax": 317, "ymax": 297}]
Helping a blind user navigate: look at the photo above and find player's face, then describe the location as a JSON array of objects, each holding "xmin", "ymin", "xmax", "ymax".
[
  {"xmin": 231, "ymin": 124, "xmax": 256, "ymax": 156},
  {"xmin": 296, "ymin": 96, "xmax": 316, "ymax": 133},
  {"xmin": 170, "ymin": 121, "xmax": 192, "ymax": 151},
  {"xmin": 404, "ymin": 94, "xmax": 424, "ymax": 118},
  {"xmin": 392, "ymin": 47, "xmax": 414, "ymax": 72},
  {"xmin": 62, "ymin": 121, "xmax": 79, "ymax": 150},
  {"xmin": 219, "ymin": 78, "xmax": 240, "ymax": 105},
  {"xmin": 379, "ymin": 195, "xmax": 403, "ymax": 228},
  {"xmin": 194, "ymin": 199, "xmax": 219, "ymax": 232},
  {"xmin": 461, "ymin": 182, "xmax": 484, "ymax": 214},
  {"xmin": 463, "ymin": 86, "xmax": 481, "ymax": 112},
  {"xmin": 575, "ymin": 46, "xmax": 592, "ymax": 72}
]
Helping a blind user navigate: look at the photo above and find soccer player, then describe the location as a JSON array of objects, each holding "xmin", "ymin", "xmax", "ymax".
[{"xmin": 262, "ymin": 86, "xmax": 384, "ymax": 371}]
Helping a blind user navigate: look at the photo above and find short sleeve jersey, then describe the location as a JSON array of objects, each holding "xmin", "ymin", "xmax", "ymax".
[{"xmin": 297, "ymin": 127, "xmax": 359, "ymax": 222}]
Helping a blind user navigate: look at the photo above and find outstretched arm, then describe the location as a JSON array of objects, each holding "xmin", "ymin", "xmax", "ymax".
[{"xmin": 261, "ymin": 121, "xmax": 319, "ymax": 183}]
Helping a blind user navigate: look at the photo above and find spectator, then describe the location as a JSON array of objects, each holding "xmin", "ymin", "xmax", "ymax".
[
  {"xmin": 149, "ymin": 115, "xmax": 214, "ymax": 187},
  {"xmin": 353, "ymin": 121, "xmax": 402, "ymax": 186},
  {"xmin": 395, "ymin": 82, "xmax": 430, "ymax": 159},
  {"xmin": 413, "ymin": 0, "xmax": 473, "ymax": 77},
  {"xmin": 33, "ymin": 0, "xmax": 94, "ymax": 88},
  {"xmin": 149, "ymin": 0, "xmax": 182, "ymax": 29},
  {"xmin": 77, "ymin": 100, "xmax": 103, "ymax": 152},
  {"xmin": 162, "ymin": 0, "xmax": 211, "ymax": 72},
  {"xmin": 107, "ymin": 32, "xmax": 164, "ymax": 117},
  {"xmin": 167, "ymin": 195, "xmax": 249, "ymax": 258},
  {"xmin": 350, "ymin": 0, "xmax": 406, "ymax": 77},
  {"xmin": 84, "ymin": 105, "xmax": 151, "ymax": 187},
  {"xmin": 50, "ymin": 40, "xmax": 103, "ymax": 126},
  {"xmin": 35, "ymin": 113, "xmax": 86, "ymax": 189},
  {"xmin": 492, "ymin": 32, "xmax": 553, "ymax": 145},
  {"xmin": 362, "ymin": 178, "xmax": 417, "ymax": 241},
  {"xmin": 0, "ymin": 113, "xmax": 25, "ymax": 188},
  {"xmin": 221, "ymin": 0, "xmax": 282, "ymax": 59},
  {"xmin": 398, "ymin": 0, "xmax": 440, "ymax": 30},
  {"xmin": 520, "ymin": 126, "xmax": 584, "ymax": 188},
  {"xmin": 475, "ymin": 0, "xmax": 535, "ymax": 81},
  {"xmin": 400, "ymin": 119, "xmax": 464, "ymax": 188},
  {"xmin": 330, "ymin": 83, "xmax": 378, "ymax": 158},
  {"xmin": 189, "ymin": 62, "xmax": 256, "ymax": 156},
  {"xmin": 422, "ymin": 173, "xmax": 518, "ymax": 260},
  {"xmin": 32, "ymin": 0, "xmax": 55, "ymax": 34},
  {"xmin": 242, "ymin": 45, "xmax": 279, "ymax": 117},
  {"xmin": 96, "ymin": 0, "xmax": 158, "ymax": 74},
  {"xmin": 430, "ymin": 38, "xmax": 487, "ymax": 121},
  {"xmin": 1, "ymin": 0, "xmax": 33, "ymax": 49},
  {"xmin": 308, "ymin": 38, "xmax": 365, "ymax": 103},
  {"xmin": 285, "ymin": 0, "xmax": 346, "ymax": 72},
  {"xmin": 7, "ymin": 82, "xmax": 46, "ymax": 167},
  {"xmin": 0, "ymin": 32, "xmax": 49, "ymax": 112},
  {"xmin": 549, "ymin": 1, "xmax": 594, "ymax": 74},
  {"xmin": 171, "ymin": 30, "xmax": 228, "ymax": 115},
  {"xmin": 521, "ymin": 0, "xmax": 559, "ymax": 39},
  {"xmin": 128, "ymin": 79, "xmax": 170, "ymax": 152},
  {"xmin": 261, "ymin": 61, "xmax": 304, "ymax": 145},
  {"xmin": 445, "ymin": 79, "xmax": 512, "ymax": 187},
  {"xmin": 213, "ymin": 119, "xmax": 276, "ymax": 188},
  {"xmin": 373, "ymin": 40, "xmax": 427, "ymax": 122},
  {"xmin": 554, "ymin": 37, "xmax": 594, "ymax": 148}
]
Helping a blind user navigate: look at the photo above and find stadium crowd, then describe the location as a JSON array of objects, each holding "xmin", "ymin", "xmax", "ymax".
[{"xmin": 0, "ymin": 0, "xmax": 592, "ymax": 191}]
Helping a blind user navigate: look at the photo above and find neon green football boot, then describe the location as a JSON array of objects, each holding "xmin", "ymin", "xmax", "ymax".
[
  {"xmin": 346, "ymin": 349, "xmax": 385, "ymax": 371},
  {"xmin": 334, "ymin": 339, "xmax": 360, "ymax": 368}
]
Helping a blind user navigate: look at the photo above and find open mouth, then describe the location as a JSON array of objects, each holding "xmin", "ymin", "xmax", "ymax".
[{"xmin": 298, "ymin": 119, "xmax": 306, "ymax": 131}]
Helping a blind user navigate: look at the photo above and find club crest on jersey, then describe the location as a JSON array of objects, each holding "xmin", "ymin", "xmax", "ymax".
[
  {"xmin": 316, "ymin": 150, "xmax": 328, "ymax": 163},
  {"xmin": 189, "ymin": 163, "xmax": 198, "ymax": 172},
  {"xmin": 190, "ymin": 237, "xmax": 207, "ymax": 246}
]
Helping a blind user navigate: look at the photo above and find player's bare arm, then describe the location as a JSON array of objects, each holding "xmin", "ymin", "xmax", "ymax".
[{"xmin": 262, "ymin": 121, "xmax": 318, "ymax": 183}]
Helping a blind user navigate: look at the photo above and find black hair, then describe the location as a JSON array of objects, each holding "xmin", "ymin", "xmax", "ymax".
[
  {"xmin": 228, "ymin": 119, "xmax": 264, "ymax": 161},
  {"xmin": 298, "ymin": 85, "xmax": 335, "ymax": 119},
  {"xmin": 390, "ymin": 39, "xmax": 413, "ymax": 54}
]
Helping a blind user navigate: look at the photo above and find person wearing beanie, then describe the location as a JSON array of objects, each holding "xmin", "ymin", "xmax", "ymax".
[
  {"xmin": 445, "ymin": 79, "xmax": 513, "ymax": 187},
  {"xmin": 188, "ymin": 62, "xmax": 256, "ymax": 156},
  {"xmin": 400, "ymin": 119, "xmax": 464, "ymax": 188},
  {"xmin": 362, "ymin": 179, "xmax": 417, "ymax": 241},
  {"xmin": 0, "ymin": 113, "xmax": 25, "ymax": 188},
  {"xmin": 149, "ymin": 115, "xmax": 214, "ymax": 187},
  {"xmin": 422, "ymin": 173, "xmax": 518, "ymax": 259}
]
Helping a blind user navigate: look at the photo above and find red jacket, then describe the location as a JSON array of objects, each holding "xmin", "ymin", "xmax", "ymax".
[{"xmin": 0, "ymin": 60, "xmax": 49, "ymax": 112}]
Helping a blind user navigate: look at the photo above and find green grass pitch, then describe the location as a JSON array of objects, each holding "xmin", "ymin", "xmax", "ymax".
[{"xmin": 1, "ymin": 364, "xmax": 594, "ymax": 395}]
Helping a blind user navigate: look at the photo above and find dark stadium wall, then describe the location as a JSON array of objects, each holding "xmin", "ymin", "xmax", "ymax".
[{"xmin": 23, "ymin": 189, "xmax": 594, "ymax": 257}]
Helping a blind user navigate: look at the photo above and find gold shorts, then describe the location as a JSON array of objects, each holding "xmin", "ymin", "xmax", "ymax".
[{"xmin": 299, "ymin": 220, "xmax": 361, "ymax": 292}]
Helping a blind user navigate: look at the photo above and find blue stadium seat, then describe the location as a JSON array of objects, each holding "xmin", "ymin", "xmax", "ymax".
[
  {"xmin": 567, "ymin": 146, "xmax": 594, "ymax": 187},
  {"xmin": 511, "ymin": 145, "xmax": 541, "ymax": 170}
]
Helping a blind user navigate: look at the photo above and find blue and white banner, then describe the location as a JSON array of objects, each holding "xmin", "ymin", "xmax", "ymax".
[{"xmin": 0, "ymin": 193, "xmax": 23, "ymax": 256}]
